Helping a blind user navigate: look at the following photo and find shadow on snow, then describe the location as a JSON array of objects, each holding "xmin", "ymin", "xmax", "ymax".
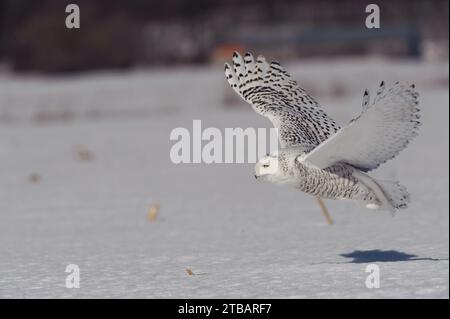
[{"xmin": 340, "ymin": 250, "xmax": 445, "ymax": 263}]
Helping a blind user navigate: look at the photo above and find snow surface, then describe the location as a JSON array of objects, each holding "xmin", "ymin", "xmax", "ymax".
[{"xmin": 0, "ymin": 58, "xmax": 448, "ymax": 298}]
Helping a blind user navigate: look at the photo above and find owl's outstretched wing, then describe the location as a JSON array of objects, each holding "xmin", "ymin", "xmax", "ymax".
[
  {"xmin": 303, "ymin": 81, "xmax": 421, "ymax": 171},
  {"xmin": 224, "ymin": 52, "xmax": 340, "ymax": 147}
]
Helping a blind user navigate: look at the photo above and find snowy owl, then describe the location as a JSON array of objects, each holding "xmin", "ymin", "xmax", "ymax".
[{"xmin": 224, "ymin": 52, "xmax": 420, "ymax": 213}]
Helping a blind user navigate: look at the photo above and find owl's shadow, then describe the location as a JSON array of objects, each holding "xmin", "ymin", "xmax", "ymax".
[{"xmin": 340, "ymin": 249, "xmax": 441, "ymax": 263}]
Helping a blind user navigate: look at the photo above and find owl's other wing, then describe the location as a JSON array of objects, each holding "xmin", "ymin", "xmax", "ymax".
[{"xmin": 303, "ymin": 82, "xmax": 421, "ymax": 171}]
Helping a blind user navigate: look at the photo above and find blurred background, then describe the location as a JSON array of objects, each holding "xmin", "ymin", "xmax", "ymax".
[
  {"xmin": 0, "ymin": 0, "xmax": 448, "ymax": 298},
  {"xmin": 0, "ymin": 0, "xmax": 448, "ymax": 123},
  {"xmin": 0, "ymin": 0, "xmax": 448, "ymax": 73}
]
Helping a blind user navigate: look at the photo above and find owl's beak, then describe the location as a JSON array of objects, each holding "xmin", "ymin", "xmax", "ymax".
[{"xmin": 254, "ymin": 162, "xmax": 263, "ymax": 179}]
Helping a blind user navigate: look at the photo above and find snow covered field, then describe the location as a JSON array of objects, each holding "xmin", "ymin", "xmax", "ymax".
[{"xmin": 0, "ymin": 58, "xmax": 448, "ymax": 298}]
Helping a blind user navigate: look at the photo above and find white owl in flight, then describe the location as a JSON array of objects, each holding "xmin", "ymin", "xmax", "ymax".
[{"xmin": 224, "ymin": 52, "xmax": 420, "ymax": 213}]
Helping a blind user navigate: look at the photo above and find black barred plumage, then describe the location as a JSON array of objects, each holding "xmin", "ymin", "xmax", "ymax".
[{"xmin": 224, "ymin": 52, "xmax": 339, "ymax": 147}]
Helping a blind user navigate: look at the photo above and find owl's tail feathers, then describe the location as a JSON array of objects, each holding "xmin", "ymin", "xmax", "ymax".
[
  {"xmin": 376, "ymin": 179, "xmax": 411, "ymax": 211},
  {"xmin": 353, "ymin": 170, "xmax": 410, "ymax": 213}
]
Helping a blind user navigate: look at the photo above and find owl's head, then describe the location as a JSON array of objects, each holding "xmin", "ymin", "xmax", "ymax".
[{"xmin": 254, "ymin": 153, "xmax": 279, "ymax": 178}]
